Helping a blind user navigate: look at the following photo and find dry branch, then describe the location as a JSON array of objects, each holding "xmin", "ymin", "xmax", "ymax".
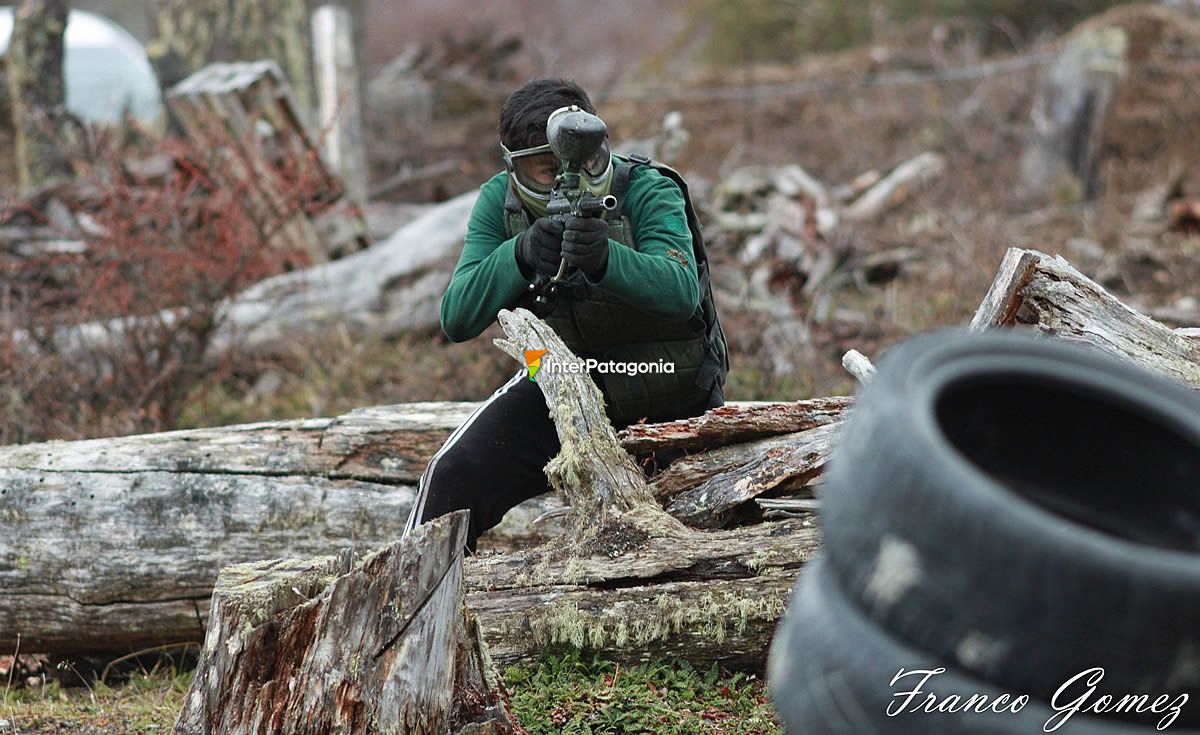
[{"xmin": 841, "ymin": 349, "xmax": 876, "ymax": 385}]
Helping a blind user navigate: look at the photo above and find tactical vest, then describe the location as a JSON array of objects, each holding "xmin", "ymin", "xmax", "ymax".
[{"xmin": 504, "ymin": 154, "xmax": 729, "ymax": 427}]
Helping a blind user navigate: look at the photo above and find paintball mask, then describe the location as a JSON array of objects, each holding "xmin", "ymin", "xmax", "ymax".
[{"xmin": 502, "ymin": 105, "xmax": 613, "ymax": 218}]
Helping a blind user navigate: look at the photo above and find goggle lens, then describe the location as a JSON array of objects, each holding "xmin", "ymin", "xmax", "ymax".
[{"xmin": 513, "ymin": 152, "xmax": 559, "ymax": 193}]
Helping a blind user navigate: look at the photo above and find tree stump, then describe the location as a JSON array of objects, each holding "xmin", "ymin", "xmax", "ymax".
[{"xmin": 174, "ymin": 511, "xmax": 514, "ymax": 735}]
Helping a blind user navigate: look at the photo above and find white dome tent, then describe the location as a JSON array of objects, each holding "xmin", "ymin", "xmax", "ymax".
[{"xmin": 0, "ymin": 6, "xmax": 162, "ymax": 124}]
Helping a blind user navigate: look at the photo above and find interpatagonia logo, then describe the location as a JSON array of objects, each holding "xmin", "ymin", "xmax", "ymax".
[
  {"xmin": 524, "ymin": 347, "xmax": 675, "ymax": 381},
  {"xmin": 524, "ymin": 350, "xmax": 548, "ymax": 381}
]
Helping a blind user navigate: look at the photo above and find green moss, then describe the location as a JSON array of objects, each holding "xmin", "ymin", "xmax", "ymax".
[{"xmin": 525, "ymin": 588, "xmax": 788, "ymax": 653}]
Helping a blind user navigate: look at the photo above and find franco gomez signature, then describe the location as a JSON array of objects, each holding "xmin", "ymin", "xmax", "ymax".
[{"xmin": 887, "ymin": 667, "xmax": 1188, "ymax": 731}]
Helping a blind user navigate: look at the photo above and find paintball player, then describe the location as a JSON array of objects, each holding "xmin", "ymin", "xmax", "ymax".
[{"xmin": 405, "ymin": 78, "xmax": 727, "ymax": 549}]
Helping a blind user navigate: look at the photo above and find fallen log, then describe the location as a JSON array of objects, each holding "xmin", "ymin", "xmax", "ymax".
[
  {"xmin": 842, "ymin": 152, "xmax": 946, "ymax": 221},
  {"xmin": 616, "ymin": 396, "xmax": 849, "ymax": 454},
  {"xmin": 665, "ymin": 422, "xmax": 839, "ymax": 529},
  {"xmin": 175, "ymin": 511, "xmax": 514, "ymax": 735},
  {"xmin": 0, "ymin": 402, "xmax": 560, "ymax": 655},
  {"xmin": 971, "ymin": 247, "xmax": 1200, "ymax": 389},
  {"xmin": 0, "ymin": 395, "xmax": 822, "ymax": 654},
  {"xmin": 458, "ymin": 307, "xmax": 820, "ymax": 669}
]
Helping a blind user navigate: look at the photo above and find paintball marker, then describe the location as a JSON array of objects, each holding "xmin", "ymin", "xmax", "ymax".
[{"xmin": 529, "ymin": 106, "xmax": 617, "ymax": 309}]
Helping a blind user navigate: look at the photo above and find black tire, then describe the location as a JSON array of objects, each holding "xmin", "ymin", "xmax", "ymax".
[
  {"xmin": 819, "ymin": 329, "xmax": 1200, "ymax": 726},
  {"xmin": 769, "ymin": 557, "xmax": 1181, "ymax": 734}
]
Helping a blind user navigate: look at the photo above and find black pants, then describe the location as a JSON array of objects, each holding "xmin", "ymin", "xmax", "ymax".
[
  {"xmin": 404, "ymin": 370, "xmax": 714, "ymax": 550},
  {"xmin": 404, "ymin": 370, "xmax": 563, "ymax": 550}
]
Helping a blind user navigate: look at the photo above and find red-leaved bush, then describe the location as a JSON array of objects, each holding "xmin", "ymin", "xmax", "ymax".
[{"xmin": 0, "ymin": 126, "xmax": 330, "ymax": 444}]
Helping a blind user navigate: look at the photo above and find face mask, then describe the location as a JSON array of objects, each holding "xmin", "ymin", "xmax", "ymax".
[{"xmin": 502, "ymin": 106, "xmax": 614, "ymax": 219}]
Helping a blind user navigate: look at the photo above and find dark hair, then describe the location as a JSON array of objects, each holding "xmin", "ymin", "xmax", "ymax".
[{"xmin": 499, "ymin": 78, "xmax": 595, "ymax": 150}]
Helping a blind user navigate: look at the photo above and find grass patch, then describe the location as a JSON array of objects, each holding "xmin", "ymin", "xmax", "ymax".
[
  {"xmin": 2, "ymin": 653, "xmax": 780, "ymax": 733},
  {"xmin": 1, "ymin": 667, "xmax": 189, "ymax": 734},
  {"xmin": 503, "ymin": 651, "xmax": 781, "ymax": 734}
]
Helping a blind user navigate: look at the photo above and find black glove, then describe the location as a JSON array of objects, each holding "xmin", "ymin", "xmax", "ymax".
[
  {"xmin": 561, "ymin": 215, "xmax": 610, "ymax": 280},
  {"xmin": 515, "ymin": 217, "xmax": 565, "ymax": 278}
]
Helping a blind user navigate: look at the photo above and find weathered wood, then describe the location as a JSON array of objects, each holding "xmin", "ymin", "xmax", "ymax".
[
  {"xmin": 0, "ymin": 403, "xmax": 557, "ymax": 655},
  {"xmin": 0, "ymin": 387, "xmax": 815, "ymax": 654},
  {"xmin": 842, "ymin": 152, "xmax": 946, "ymax": 221},
  {"xmin": 167, "ymin": 61, "xmax": 370, "ymax": 263},
  {"xmin": 841, "ymin": 349, "xmax": 876, "ymax": 385},
  {"xmin": 492, "ymin": 309, "xmax": 659, "ymax": 526},
  {"xmin": 970, "ymin": 248, "xmax": 1040, "ymax": 329},
  {"xmin": 666, "ymin": 423, "xmax": 839, "ymax": 528},
  {"xmin": 1019, "ymin": 26, "xmax": 1126, "ymax": 201},
  {"xmin": 312, "ymin": 4, "xmax": 368, "ymax": 207},
  {"xmin": 971, "ymin": 248, "xmax": 1200, "ymax": 389},
  {"xmin": 5, "ymin": 0, "xmax": 70, "ymax": 193},
  {"xmin": 469, "ymin": 571, "xmax": 800, "ymax": 671},
  {"xmin": 175, "ymin": 512, "xmax": 514, "ymax": 735},
  {"xmin": 616, "ymin": 396, "xmax": 850, "ymax": 454},
  {"xmin": 463, "ymin": 512, "xmax": 818, "ymax": 668},
  {"xmin": 457, "ymin": 308, "xmax": 820, "ymax": 668},
  {"xmin": 0, "ymin": 402, "xmax": 473, "ymax": 483}
]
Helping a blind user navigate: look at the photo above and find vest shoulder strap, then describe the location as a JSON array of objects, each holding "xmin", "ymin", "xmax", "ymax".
[
  {"xmin": 617, "ymin": 154, "xmax": 729, "ymax": 390},
  {"xmin": 502, "ymin": 179, "xmax": 531, "ymax": 239}
]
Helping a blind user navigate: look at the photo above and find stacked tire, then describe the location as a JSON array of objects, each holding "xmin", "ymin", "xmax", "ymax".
[{"xmin": 769, "ymin": 330, "xmax": 1200, "ymax": 734}]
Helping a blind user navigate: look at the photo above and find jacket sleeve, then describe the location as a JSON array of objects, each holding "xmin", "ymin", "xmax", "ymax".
[
  {"xmin": 585, "ymin": 169, "xmax": 700, "ymax": 321},
  {"xmin": 439, "ymin": 176, "xmax": 532, "ymax": 342}
]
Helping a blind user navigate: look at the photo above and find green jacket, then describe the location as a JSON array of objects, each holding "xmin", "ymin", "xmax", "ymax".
[
  {"xmin": 440, "ymin": 166, "xmax": 699, "ymax": 342},
  {"xmin": 440, "ymin": 161, "xmax": 717, "ymax": 425}
]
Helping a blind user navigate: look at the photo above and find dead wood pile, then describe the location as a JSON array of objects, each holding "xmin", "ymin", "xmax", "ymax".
[{"xmin": 4, "ymin": 244, "xmax": 1198, "ymax": 683}]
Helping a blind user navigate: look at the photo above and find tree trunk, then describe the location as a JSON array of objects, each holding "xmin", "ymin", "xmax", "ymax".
[
  {"xmin": 148, "ymin": 0, "xmax": 314, "ymax": 113},
  {"xmin": 971, "ymin": 247, "xmax": 1200, "ymax": 389},
  {"xmin": 1019, "ymin": 27, "xmax": 1126, "ymax": 202},
  {"xmin": 174, "ymin": 511, "xmax": 515, "ymax": 735},
  {"xmin": 6, "ymin": 0, "xmax": 70, "ymax": 193},
  {"xmin": 312, "ymin": 4, "xmax": 368, "ymax": 207}
]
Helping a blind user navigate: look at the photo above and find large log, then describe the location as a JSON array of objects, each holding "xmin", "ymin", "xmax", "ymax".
[
  {"xmin": 971, "ymin": 247, "xmax": 1200, "ymax": 389},
  {"xmin": 0, "ymin": 394, "xmax": 815, "ymax": 654},
  {"xmin": 0, "ymin": 402, "xmax": 558, "ymax": 655},
  {"xmin": 175, "ymin": 511, "xmax": 514, "ymax": 735}
]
